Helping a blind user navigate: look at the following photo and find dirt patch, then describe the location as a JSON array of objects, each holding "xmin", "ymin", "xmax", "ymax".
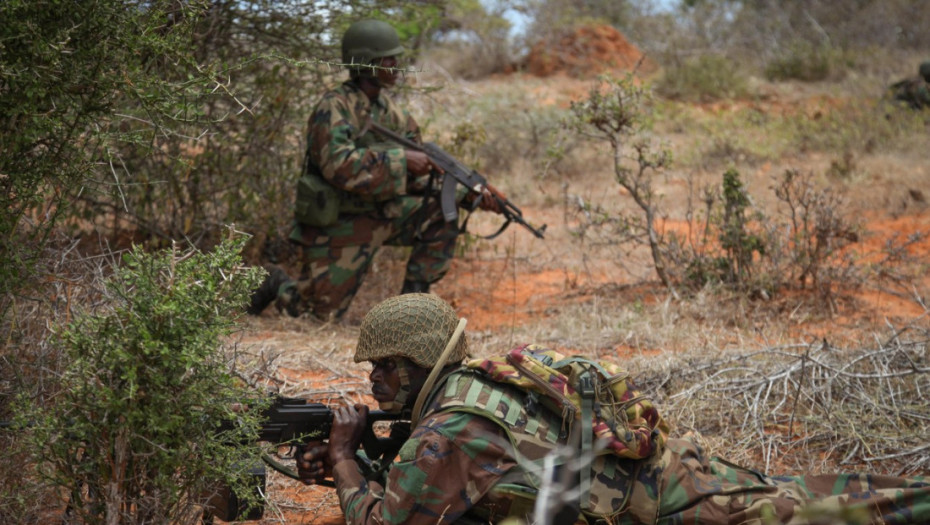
[{"xmin": 524, "ymin": 24, "xmax": 655, "ymax": 78}]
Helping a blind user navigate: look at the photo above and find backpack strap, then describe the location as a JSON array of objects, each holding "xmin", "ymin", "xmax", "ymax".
[
  {"xmin": 550, "ymin": 355, "xmax": 612, "ymax": 378},
  {"xmin": 575, "ymin": 367, "xmax": 596, "ymax": 513}
]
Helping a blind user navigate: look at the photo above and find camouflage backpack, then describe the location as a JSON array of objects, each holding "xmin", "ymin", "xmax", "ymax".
[{"xmin": 423, "ymin": 344, "xmax": 669, "ymax": 522}]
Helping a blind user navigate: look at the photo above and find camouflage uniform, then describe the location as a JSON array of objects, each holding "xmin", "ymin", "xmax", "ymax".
[
  {"xmin": 890, "ymin": 77, "xmax": 930, "ymax": 109},
  {"xmin": 890, "ymin": 61, "xmax": 930, "ymax": 110},
  {"xmin": 331, "ymin": 344, "xmax": 930, "ymax": 525},
  {"xmin": 283, "ymin": 81, "xmax": 458, "ymax": 319}
]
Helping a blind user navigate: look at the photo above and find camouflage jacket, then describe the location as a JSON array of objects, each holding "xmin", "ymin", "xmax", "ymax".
[
  {"xmin": 289, "ymin": 81, "xmax": 432, "ymax": 244},
  {"xmin": 305, "ymin": 80, "xmax": 424, "ymax": 201}
]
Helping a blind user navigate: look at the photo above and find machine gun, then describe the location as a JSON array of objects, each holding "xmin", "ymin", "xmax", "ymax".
[
  {"xmin": 207, "ymin": 395, "xmax": 410, "ymax": 522},
  {"xmin": 369, "ymin": 121, "xmax": 546, "ymax": 240}
]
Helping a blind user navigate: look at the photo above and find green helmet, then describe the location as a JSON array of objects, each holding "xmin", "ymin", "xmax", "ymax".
[
  {"xmin": 356, "ymin": 293, "xmax": 468, "ymax": 368},
  {"xmin": 920, "ymin": 61, "xmax": 930, "ymax": 83},
  {"xmin": 341, "ymin": 19, "xmax": 404, "ymax": 68}
]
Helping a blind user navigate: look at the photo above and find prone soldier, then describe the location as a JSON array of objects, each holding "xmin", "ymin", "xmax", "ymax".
[{"xmin": 296, "ymin": 293, "xmax": 930, "ymax": 525}]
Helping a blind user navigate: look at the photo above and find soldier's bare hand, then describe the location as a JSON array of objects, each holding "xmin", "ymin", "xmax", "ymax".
[
  {"xmin": 327, "ymin": 404, "xmax": 368, "ymax": 465},
  {"xmin": 297, "ymin": 440, "xmax": 331, "ymax": 485},
  {"xmin": 405, "ymin": 150, "xmax": 433, "ymax": 177},
  {"xmin": 476, "ymin": 184, "xmax": 506, "ymax": 213}
]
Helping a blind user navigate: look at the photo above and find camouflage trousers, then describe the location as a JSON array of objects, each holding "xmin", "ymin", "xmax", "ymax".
[
  {"xmin": 625, "ymin": 437, "xmax": 930, "ymax": 525},
  {"xmin": 286, "ymin": 194, "xmax": 458, "ymax": 320}
]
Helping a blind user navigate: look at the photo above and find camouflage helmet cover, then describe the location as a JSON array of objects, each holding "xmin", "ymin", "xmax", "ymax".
[
  {"xmin": 356, "ymin": 293, "xmax": 468, "ymax": 368},
  {"xmin": 341, "ymin": 19, "xmax": 404, "ymax": 68},
  {"xmin": 920, "ymin": 61, "xmax": 930, "ymax": 83}
]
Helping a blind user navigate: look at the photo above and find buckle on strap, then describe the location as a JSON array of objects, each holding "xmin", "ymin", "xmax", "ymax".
[{"xmin": 578, "ymin": 373, "xmax": 595, "ymax": 398}]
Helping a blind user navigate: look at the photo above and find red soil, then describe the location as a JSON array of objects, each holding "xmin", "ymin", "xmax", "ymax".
[{"xmin": 524, "ymin": 24, "xmax": 655, "ymax": 78}]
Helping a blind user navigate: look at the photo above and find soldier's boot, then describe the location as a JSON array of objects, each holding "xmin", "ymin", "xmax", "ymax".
[
  {"xmin": 274, "ymin": 282, "xmax": 301, "ymax": 318},
  {"xmin": 246, "ymin": 266, "xmax": 291, "ymax": 315},
  {"xmin": 400, "ymin": 280, "xmax": 430, "ymax": 294}
]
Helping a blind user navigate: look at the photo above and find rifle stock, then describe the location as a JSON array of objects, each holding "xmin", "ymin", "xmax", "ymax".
[{"xmin": 369, "ymin": 121, "xmax": 546, "ymax": 240}]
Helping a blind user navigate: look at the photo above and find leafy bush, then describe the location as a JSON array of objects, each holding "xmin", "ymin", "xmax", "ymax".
[
  {"xmin": 764, "ymin": 42, "xmax": 849, "ymax": 82},
  {"xmin": 0, "ymin": 0, "xmax": 210, "ymax": 313},
  {"xmin": 675, "ymin": 168, "xmax": 859, "ymax": 305},
  {"xmin": 655, "ymin": 54, "xmax": 749, "ymax": 102},
  {"xmin": 16, "ymin": 234, "xmax": 267, "ymax": 524},
  {"xmin": 684, "ymin": 169, "xmax": 766, "ymax": 290},
  {"xmin": 566, "ymin": 74, "xmax": 676, "ymax": 291}
]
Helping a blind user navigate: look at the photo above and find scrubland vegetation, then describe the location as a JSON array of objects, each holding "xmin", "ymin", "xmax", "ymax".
[{"xmin": 2, "ymin": 1, "xmax": 929, "ymax": 523}]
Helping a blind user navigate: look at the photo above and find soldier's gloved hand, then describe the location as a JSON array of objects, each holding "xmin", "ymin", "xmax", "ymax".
[
  {"xmin": 297, "ymin": 440, "xmax": 332, "ymax": 485},
  {"xmin": 474, "ymin": 183, "xmax": 506, "ymax": 213},
  {"xmin": 327, "ymin": 404, "xmax": 369, "ymax": 466}
]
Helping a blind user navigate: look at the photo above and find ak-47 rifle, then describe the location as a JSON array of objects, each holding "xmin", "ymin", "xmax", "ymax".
[
  {"xmin": 208, "ymin": 395, "xmax": 410, "ymax": 522},
  {"xmin": 369, "ymin": 121, "xmax": 547, "ymax": 240},
  {"xmin": 256, "ymin": 395, "xmax": 409, "ymax": 476}
]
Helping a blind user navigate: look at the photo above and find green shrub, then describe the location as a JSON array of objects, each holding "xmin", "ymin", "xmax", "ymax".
[
  {"xmin": 786, "ymin": 98, "xmax": 927, "ymax": 154},
  {"xmin": 655, "ymin": 54, "xmax": 750, "ymax": 102},
  {"xmin": 0, "ymin": 0, "xmax": 210, "ymax": 312},
  {"xmin": 764, "ymin": 42, "xmax": 849, "ymax": 82},
  {"xmin": 16, "ymin": 233, "xmax": 267, "ymax": 524}
]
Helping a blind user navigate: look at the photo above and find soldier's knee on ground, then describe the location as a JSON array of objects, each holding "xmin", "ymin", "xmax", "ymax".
[{"xmin": 247, "ymin": 266, "xmax": 292, "ymax": 315}]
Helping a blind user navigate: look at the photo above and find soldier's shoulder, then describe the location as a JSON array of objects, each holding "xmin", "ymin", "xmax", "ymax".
[{"xmin": 315, "ymin": 82, "xmax": 363, "ymax": 107}]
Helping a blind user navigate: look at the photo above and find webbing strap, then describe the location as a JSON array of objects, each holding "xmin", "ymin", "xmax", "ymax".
[
  {"xmin": 578, "ymin": 369, "xmax": 595, "ymax": 511},
  {"xmin": 551, "ymin": 356, "xmax": 611, "ymax": 378},
  {"xmin": 486, "ymin": 388, "xmax": 504, "ymax": 416}
]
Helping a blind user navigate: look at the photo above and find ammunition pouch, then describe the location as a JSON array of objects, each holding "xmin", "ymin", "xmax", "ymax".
[
  {"xmin": 295, "ymin": 171, "xmax": 340, "ymax": 227},
  {"xmin": 295, "ymin": 141, "xmax": 400, "ymax": 227}
]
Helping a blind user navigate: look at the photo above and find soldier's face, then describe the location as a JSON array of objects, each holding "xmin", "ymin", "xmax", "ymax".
[
  {"xmin": 369, "ymin": 357, "xmax": 430, "ymax": 410},
  {"xmin": 369, "ymin": 357, "xmax": 401, "ymax": 403},
  {"xmin": 375, "ymin": 55, "xmax": 400, "ymax": 87}
]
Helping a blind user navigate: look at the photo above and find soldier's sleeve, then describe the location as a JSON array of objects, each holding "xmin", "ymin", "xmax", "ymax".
[
  {"xmin": 332, "ymin": 412, "xmax": 515, "ymax": 525},
  {"xmin": 390, "ymin": 99, "xmax": 432, "ymax": 195},
  {"xmin": 307, "ymin": 93, "xmax": 407, "ymax": 200}
]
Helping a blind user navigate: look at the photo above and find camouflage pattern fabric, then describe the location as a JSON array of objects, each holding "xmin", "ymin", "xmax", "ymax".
[
  {"xmin": 285, "ymin": 81, "xmax": 458, "ymax": 319},
  {"xmin": 329, "ymin": 346, "xmax": 930, "ymax": 525},
  {"xmin": 466, "ymin": 344, "xmax": 669, "ymax": 460},
  {"xmin": 421, "ymin": 368, "xmax": 660, "ymax": 523},
  {"xmin": 890, "ymin": 76, "xmax": 930, "ymax": 110},
  {"xmin": 651, "ymin": 437, "xmax": 930, "ymax": 525},
  {"xmin": 332, "ymin": 411, "xmax": 517, "ymax": 525}
]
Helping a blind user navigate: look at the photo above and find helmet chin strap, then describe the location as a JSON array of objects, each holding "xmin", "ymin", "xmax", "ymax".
[
  {"xmin": 377, "ymin": 319, "xmax": 468, "ymax": 417},
  {"xmin": 378, "ymin": 364, "xmax": 410, "ymax": 413}
]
